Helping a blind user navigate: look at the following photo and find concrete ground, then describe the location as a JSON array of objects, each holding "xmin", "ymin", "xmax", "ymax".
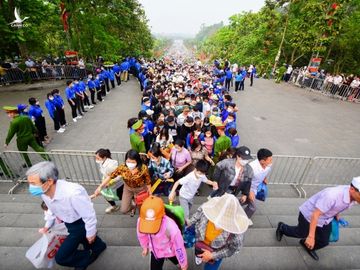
[{"xmin": 0, "ymin": 77, "xmax": 359, "ymax": 157}]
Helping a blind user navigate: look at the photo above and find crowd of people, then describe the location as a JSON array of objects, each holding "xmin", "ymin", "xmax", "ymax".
[
  {"xmin": 7, "ymin": 56, "xmax": 360, "ymax": 270},
  {"xmin": 278, "ymin": 64, "xmax": 360, "ymax": 101}
]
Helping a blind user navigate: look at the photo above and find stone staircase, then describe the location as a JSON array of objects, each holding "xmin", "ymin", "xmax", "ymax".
[{"xmin": 1, "ymin": 192, "xmax": 360, "ymax": 270}]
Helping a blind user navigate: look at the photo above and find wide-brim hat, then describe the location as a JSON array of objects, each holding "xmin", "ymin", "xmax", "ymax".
[
  {"xmin": 202, "ymin": 193, "xmax": 250, "ymax": 234},
  {"xmin": 132, "ymin": 119, "xmax": 143, "ymax": 130},
  {"xmin": 3, "ymin": 106, "xmax": 18, "ymax": 113}
]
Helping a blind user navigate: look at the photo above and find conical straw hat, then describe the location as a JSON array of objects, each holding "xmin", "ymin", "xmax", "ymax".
[{"xmin": 202, "ymin": 193, "xmax": 250, "ymax": 234}]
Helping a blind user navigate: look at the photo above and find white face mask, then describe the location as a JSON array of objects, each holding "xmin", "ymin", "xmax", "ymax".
[
  {"xmin": 95, "ymin": 159, "xmax": 103, "ymax": 164},
  {"xmin": 165, "ymin": 106, "xmax": 170, "ymax": 110},
  {"xmin": 267, "ymin": 163, "xmax": 273, "ymax": 169},
  {"xmin": 126, "ymin": 162, "xmax": 136, "ymax": 170},
  {"xmin": 227, "ymin": 119, "xmax": 233, "ymax": 123},
  {"xmin": 240, "ymin": 160, "xmax": 249, "ymax": 166}
]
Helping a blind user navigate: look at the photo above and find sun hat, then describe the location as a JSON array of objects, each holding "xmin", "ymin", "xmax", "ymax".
[
  {"xmin": 131, "ymin": 119, "xmax": 143, "ymax": 130},
  {"xmin": 352, "ymin": 177, "xmax": 360, "ymax": 190},
  {"xmin": 139, "ymin": 196, "xmax": 165, "ymax": 234},
  {"xmin": 3, "ymin": 106, "xmax": 18, "ymax": 113},
  {"xmin": 202, "ymin": 193, "xmax": 250, "ymax": 234}
]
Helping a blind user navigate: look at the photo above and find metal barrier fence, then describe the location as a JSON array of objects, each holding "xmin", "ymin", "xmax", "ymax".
[
  {"xmin": 288, "ymin": 71, "xmax": 360, "ymax": 103},
  {"xmin": 1, "ymin": 150, "xmax": 360, "ymax": 197},
  {"xmin": 0, "ymin": 66, "xmax": 95, "ymax": 85}
]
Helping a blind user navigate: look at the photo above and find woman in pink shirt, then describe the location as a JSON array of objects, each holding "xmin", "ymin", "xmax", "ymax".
[
  {"xmin": 137, "ymin": 196, "xmax": 188, "ymax": 270},
  {"xmin": 170, "ymin": 139, "xmax": 193, "ymax": 180}
]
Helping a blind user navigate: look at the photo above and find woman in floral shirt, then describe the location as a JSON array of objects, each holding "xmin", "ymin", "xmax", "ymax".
[{"xmin": 93, "ymin": 149, "xmax": 151, "ymax": 216}]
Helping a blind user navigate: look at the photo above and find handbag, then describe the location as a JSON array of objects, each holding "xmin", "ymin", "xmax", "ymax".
[
  {"xmin": 134, "ymin": 190, "xmax": 150, "ymax": 206},
  {"xmin": 256, "ymin": 182, "xmax": 268, "ymax": 201}
]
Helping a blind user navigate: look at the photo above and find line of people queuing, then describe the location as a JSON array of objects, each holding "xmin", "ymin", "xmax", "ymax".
[{"xmin": 23, "ymin": 57, "xmax": 360, "ymax": 270}]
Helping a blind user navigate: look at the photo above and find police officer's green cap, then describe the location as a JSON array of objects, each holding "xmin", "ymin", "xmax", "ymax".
[
  {"xmin": 3, "ymin": 106, "xmax": 18, "ymax": 113},
  {"xmin": 132, "ymin": 119, "xmax": 143, "ymax": 130}
]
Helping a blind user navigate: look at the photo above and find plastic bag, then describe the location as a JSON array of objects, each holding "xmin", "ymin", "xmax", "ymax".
[
  {"xmin": 101, "ymin": 187, "xmax": 119, "ymax": 201},
  {"xmin": 329, "ymin": 219, "xmax": 339, "ymax": 242},
  {"xmin": 256, "ymin": 182, "xmax": 268, "ymax": 201},
  {"xmin": 26, "ymin": 223, "xmax": 68, "ymax": 268},
  {"xmin": 184, "ymin": 225, "xmax": 196, "ymax": 248}
]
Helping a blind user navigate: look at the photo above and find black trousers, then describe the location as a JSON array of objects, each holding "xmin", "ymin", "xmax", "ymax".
[
  {"xmin": 239, "ymin": 80, "xmax": 245, "ymax": 90},
  {"xmin": 235, "ymin": 81, "xmax": 240, "ymax": 91},
  {"xmin": 89, "ymin": 89, "xmax": 96, "ymax": 104},
  {"xmin": 83, "ymin": 93, "xmax": 91, "ymax": 106},
  {"xmin": 250, "ymin": 74, "xmax": 254, "ymax": 86},
  {"xmin": 110, "ymin": 79, "xmax": 115, "ymax": 88},
  {"xmin": 282, "ymin": 212, "xmax": 331, "ymax": 250},
  {"xmin": 58, "ymin": 108, "xmax": 66, "ymax": 126},
  {"xmin": 115, "ymin": 73, "xmax": 121, "ymax": 85},
  {"xmin": 150, "ymin": 252, "xmax": 178, "ymax": 270},
  {"xmin": 101, "ymin": 84, "xmax": 106, "ymax": 97},
  {"xmin": 76, "ymin": 95, "xmax": 84, "ymax": 115},
  {"xmin": 55, "ymin": 219, "xmax": 106, "ymax": 268},
  {"xmin": 104, "ymin": 78, "xmax": 110, "ymax": 92},
  {"xmin": 96, "ymin": 87, "xmax": 103, "ymax": 101},
  {"xmin": 225, "ymin": 79, "xmax": 231, "ymax": 90},
  {"xmin": 68, "ymin": 98, "xmax": 77, "ymax": 119},
  {"xmin": 34, "ymin": 116, "xmax": 47, "ymax": 141},
  {"xmin": 52, "ymin": 110, "xmax": 60, "ymax": 131}
]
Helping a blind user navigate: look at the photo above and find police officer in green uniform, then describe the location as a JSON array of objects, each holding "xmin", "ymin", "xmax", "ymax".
[
  {"xmin": 3, "ymin": 106, "xmax": 50, "ymax": 167},
  {"xmin": 129, "ymin": 119, "xmax": 146, "ymax": 154}
]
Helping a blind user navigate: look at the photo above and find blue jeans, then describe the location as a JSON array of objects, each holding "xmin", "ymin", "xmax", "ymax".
[{"xmin": 204, "ymin": 259, "xmax": 222, "ymax": 270}]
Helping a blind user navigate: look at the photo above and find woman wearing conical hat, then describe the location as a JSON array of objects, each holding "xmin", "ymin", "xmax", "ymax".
[{"xmin": 188, "ymin": 193, "xmax": 251, "ymax": 269}]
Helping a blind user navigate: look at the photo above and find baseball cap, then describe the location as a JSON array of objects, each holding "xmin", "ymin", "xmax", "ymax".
[
  {"xmin": 235, "ymin": 146, "xmax": 252, "ymax": 160},
  {"xmin": 139, "ymin": 196, "xmax": 165, "ymax": 234},
  {"xmin": 352, "ymin": 177, "xmax": 360, "ymax": 190}
]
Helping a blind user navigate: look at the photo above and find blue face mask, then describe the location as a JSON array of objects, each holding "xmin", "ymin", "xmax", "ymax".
[{"xmin": 29, "ymin": 184, "xmax": 44, "ymax": 197}]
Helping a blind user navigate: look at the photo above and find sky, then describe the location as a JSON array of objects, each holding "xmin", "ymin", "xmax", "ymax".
[{"xmin": 138, "ymin": 0, "xmax": 265, "ymax": 37}]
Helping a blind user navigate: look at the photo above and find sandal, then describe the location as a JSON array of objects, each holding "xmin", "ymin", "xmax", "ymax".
[{"xmin": 130, "ymin": 207, "xmax": 136, "ymax": 217}]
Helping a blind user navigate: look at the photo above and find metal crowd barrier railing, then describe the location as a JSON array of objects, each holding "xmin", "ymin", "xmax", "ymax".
[
  {"xmin": 0, "ymin": 66, "xmax": 94, "ymax": 85},
  {"xmin": 2, "ymin": 150, "xmax": 360, "ymax": 197},
  {"xmin": 288, "ymin": 72, "xmax": 360, "ymax": 103}
]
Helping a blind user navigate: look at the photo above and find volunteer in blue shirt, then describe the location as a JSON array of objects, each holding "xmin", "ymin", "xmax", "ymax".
[
  {"xmin": 120, "ymin": 59, "xmax": 130, "ymax": 82},
  {"xmin": 240, "ymin": 68, "xmax": 247, "ymax": 91},
  {"xmin": 100, "ymin": 66, "xmax": 110, "ymax": 92},
  {"xmin": 65, "ymin": 80, "xmax": 80, "ymax": 122},
  {"xmin": 51, "ymin": 89, "xmax": 67, "ymax": 128},
  {"xmin": 73, "ymin": 79, "xmax": 86, "ymax": 116},
  {"xmin": 79, "ymin": 78, "xmax": 92, "ymax": 110},
  {"xmin": 225, "ymin": 68, "xmax": 233, "ymax": 91},
  {"xmin": 45, "ymin": 93, "xmax": 65, "ymax": 133},
  {"xmin": 87, "ymin": 74, "xmax": 97, "ymax": 105},
  {"xmin": 28, "ymin": 97, "xmax": 48, "ymax": 145},
  {"xmin": 109, "ymin": 68, "xmax": 115, "ymax": 89},
  {"xmin": 94, "ymin": 74, "xmax": 103, "ymax": 102},
  {"xmin": 235, "ymin": 71, "xmax": 243, "ymax": 92},
  {"xmin": 113, "ymin": 63, "xmax": 121, "ymax": 85}
]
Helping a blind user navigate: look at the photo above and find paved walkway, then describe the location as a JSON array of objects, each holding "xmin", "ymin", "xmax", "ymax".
[{"xmin": 1, "ymin": 77, "xmax": 359, "ymax": 157}]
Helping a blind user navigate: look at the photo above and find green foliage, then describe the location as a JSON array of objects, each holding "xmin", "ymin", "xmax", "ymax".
[
  {"xmin": 194, "ymin": 0, "xmax": 360, "ymax": 74},
  {"xmin": 0, "ymin": 0, "xmax": 153, "ymax": 60}
]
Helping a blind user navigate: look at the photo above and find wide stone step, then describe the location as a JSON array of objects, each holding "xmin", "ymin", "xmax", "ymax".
[
  {"xmin": 1, "ymin": 227, "xmax": 359, "ymax": 248},
  {"xmin": 1, "ymin": 245, "xmax": 359, "ymax": 270}
]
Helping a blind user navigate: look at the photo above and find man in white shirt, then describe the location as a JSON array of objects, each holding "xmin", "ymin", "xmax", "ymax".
[
  {"xmin": 26, "ymin": 161, "xmax": 106, "ymax": 270},
  {"xmin": 247, "ymin": 149, "xmax": 273, "ymax": 218}
]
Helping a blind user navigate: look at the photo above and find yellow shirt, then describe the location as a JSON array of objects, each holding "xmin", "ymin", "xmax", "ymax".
[{"xmin": 204, "ymin": 221, "xmax": 223, "ymax": 246}]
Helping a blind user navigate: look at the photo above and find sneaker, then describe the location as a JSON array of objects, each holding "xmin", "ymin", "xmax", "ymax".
[
  {"xmin": 84, "ymin": 105, "xmax": 89, "ymax": 109},
  {"xmin": 248, "ymin": 218, "xmax": 253, "ymax": 227},
  {"xmin": 195, "ymin": 257, "xmax": 202, "ymax": 265},
  {"xmin": 89, "ymin": 105, "xmax": 94, "ymax": 109},
  {"xmin": 105, "ymin": 205, "xmax": 120, "ymax": 214},
  {"xmin": 76, "ymin": 115, "xmax": 82, "ymax": 119},
  {"xmin": 57, "ymin": 128, "xmax": 65, "ymax": 133},
  {"xmin": 73, "ymin": 118, "xmax": 77, "ymax": 122}
]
